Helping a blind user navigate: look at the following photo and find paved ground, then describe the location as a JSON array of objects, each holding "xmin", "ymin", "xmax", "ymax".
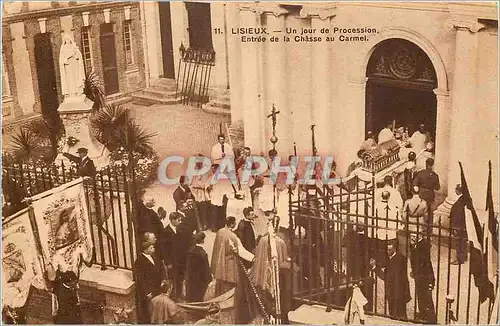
[{"xmin": 131, "ymin": 102, "xmax": 231, "ymax": 160}]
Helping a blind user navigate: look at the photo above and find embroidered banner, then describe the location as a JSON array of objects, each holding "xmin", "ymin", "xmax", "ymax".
[
  {"xmin": 2, "ymin": 208, "xmax": 45, "ymax": 308},
  {"xmin": 31, "ymin": 178, "xmax": 93, "ymax": 274}
]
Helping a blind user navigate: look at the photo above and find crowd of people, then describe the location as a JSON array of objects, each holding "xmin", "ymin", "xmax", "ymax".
[
  {"xmin": 289, "ymin": 122, "xmax": 471, "ymax": 324},
  {"xmin": 12, "ymin": 123, "xmax": 470, "ymax": 325},
  {"xmin": 133, "ymin": 194, "xmax": 293, "ymax": 323}
]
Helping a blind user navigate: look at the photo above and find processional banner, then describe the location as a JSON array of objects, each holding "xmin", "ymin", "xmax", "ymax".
[
  {"xmin": 30, "ymin": 178, "xmax": 93, "ymax": 274},
  {"xmin": 2, "ymin": 208, "xmax": 45, "ymax": 308}
]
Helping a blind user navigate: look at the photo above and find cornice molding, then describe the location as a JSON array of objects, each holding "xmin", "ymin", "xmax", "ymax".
[
  {"xmin": 446, "ymin": 17, "xmax": 486, "ymax": 33},
  {"xmin": 240, "ymin": 3, "xmax": 288, "ymax": 17},
  {"xmin": 299, "ymin": 4, "xmax": 337, "ymax": 20}
]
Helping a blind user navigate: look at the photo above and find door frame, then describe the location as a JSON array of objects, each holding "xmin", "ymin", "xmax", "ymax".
[{"xmin": 158, "ymin": 2, "xmax": 175, "ymax": 79}]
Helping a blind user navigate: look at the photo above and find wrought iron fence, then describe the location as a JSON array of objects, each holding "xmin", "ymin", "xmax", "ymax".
[
  {"xmin": 175, "ymin": 46, "xmax": 216, "ymax": 107},
  {"xmin": 2, "ymin": 157, "xmax": 138, "ymax": 271},
  {"xmin": 288, "ymin": 174, "xmax": 495, "ymax": 324}
]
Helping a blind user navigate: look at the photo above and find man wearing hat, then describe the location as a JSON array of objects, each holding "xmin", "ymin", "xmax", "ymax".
[
  {"xmin": 134, "ymin": 232, "xmax": 167, "ymax": 324},
  {"xmin": 63, "ymin": 147, "xmax": 96, "ymax": 177}
]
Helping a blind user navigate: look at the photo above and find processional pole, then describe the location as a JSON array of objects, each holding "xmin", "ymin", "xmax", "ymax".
[
  {"xmin": 268, "ymin": 104, "xmax": 282, "ymax": 325},
  {"xmin": 268, "ymin": 104, "xmax": 280, "ymax": 210}
]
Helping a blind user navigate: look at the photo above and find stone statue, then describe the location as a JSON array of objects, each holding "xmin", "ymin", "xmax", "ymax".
[{"xmin": 59, "ymin": 33, "xmax": 85, "ymax": 101}]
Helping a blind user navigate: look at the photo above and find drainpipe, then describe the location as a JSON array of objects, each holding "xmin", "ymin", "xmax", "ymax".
[{"xmin": 140, "ymin": 1, "xmax": 150, "ymax": 88}]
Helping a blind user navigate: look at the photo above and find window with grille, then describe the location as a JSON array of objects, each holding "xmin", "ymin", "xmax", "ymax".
[
  {"xmin": 81, "ymin": 26, "xmax": 93, "ymax": 74},
  {"xmin": 123, "ymin": 20, "xmax": 134, "ymax": 65}
]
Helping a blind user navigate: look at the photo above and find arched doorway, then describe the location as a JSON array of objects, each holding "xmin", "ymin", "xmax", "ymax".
[{"xmin": 365, "ymin": 39, "xmax": 437, "ymax": 141}]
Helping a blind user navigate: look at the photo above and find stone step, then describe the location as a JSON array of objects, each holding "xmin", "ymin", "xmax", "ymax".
[
  {"xmin": 209, "ymin": 99, "xmax": 230, "ymax": 111},
  {"xmin": 201, "ymin": 102, "xmax": 231, "ymax": 116},
  {"xmin": 141, "ymin": 87, "xmax": 178, "ymax": 99},
  {"xmin": 149, "ymin": 83, "xmax": 178, "ymax": 93},
  {"xmin": 131, "ymin": 91, "xmax": 181, "ymax": 105},
  {"xmin": 151, "ymin": 81, "xmax": 178, "ymax": 92},
  {"xmin": 209, "ymin": 92, "xmax": 230, "ymax": 102},
  {"xmin": 152, "ymin": 77, "xmax": 177, "ymax": 89}
]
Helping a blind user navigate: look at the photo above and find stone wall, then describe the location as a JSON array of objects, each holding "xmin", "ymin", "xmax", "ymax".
[
  {"xmin": 2, "ymin": 2, "xmax": 145, "ymax": 132},
  {"xmin": 25, "ymin": 266, "xmax": 136, "ymax": 324}
]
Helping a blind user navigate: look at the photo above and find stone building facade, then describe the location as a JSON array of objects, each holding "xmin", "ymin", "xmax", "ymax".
[
  {"xmin": 140, "ymin": 1, "xmax": 229, "ymax": 91},
  {"xmin": 2, "ymin": 1, "xmax": 146, "ymax": 130},
  {"xmin": 225, "ymin": 2, "xmax": 498, "ymax": 208}
]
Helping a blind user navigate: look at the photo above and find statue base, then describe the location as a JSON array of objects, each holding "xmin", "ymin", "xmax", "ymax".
[{"xmin": 55, "ymin": 97, "xmax": 110, "ymax": 170}]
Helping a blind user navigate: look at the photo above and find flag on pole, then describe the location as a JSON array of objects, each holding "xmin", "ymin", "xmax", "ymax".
[
  {"xmin": 485, "ymin": 161, "xmax": 499, "ymax": 284},
  {"xmin": 484, "ymin": 160, "xmax": 499, "ymax": 323},
  {"xmin": 460, "ymin": 162, "xmax": 495, "ymax": 303},
  {"xmin": 485, "ymin": 160, "xmax": 498, "ymax": 252},
  {"xmin": 489, "ymin": 290, "xmax": 499, "ymax": 324}
]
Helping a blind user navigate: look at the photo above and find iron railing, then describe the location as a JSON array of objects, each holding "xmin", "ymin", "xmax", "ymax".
[
  {"xmin": 288, "ymin": 174, "xmax": 495, "ymax": 324},
  {"xmin": 175, "ymin": 45, "xmax": 216, "ymax": 107},
  {"xmin": 2, "ymin": 157, "xmax": 137, "ymax": 270}
]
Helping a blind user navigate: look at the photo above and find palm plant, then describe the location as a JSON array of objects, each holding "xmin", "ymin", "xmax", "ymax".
[
  {"xmin": 122, "ymin": 119, "xmax": 156, "ymax": 155},
  {"xmin": 10, "ymin": 128, "xmax": 46, "ymax": 162},
  {"xmin": 84, "ymin": 71, "xmax": 106, "ymax": 113},
  {"xmin": 24, "ymin": 114, "xmax": 64, "ymax": 159},
  {"xmin": 91, "ymin": 104, "xmax": 131, "ymax": 151},
  {"xmin": 91, "ymin": 105, "xmax": 156, "ymax": 154}
]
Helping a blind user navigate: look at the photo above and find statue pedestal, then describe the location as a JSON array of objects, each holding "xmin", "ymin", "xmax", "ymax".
[{"xmin": 55, "ymin": 97, "xmax": 110, "ymax": 170}]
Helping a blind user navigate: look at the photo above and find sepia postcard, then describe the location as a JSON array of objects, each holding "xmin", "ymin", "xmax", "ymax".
[{"xmin": 1, "ymin": 1, "xmax": 499, "ymax": 325}]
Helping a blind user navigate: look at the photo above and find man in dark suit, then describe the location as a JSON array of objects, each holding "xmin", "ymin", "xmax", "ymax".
[
  {"xmin": 178, "ymin": 199, "xmax": 199, "ymax": 235},
  {"xmin": 185, "ymin": 232, "xmax": 213, "ymax": 302},
  {"xmin": 63, "ymin": 147, "xmax": 96, "ymax": 177},
  {"xmin": 236, "ymin": 207, "xmax": 256, "ymax": 254},
  {"xmin": 161, "ymin": 212, "xmax": 185, "ymax": 299},
  {"xmin": 134, "ymin": 232, "xmax": 167, "ymax": 324},
  {"xmin": 343, "ymin": 224, "xmax": 375, "ymax": 311},
  {"xmin": 136, "ymin": 195, "xmax": 163, "ymax": 247},
  {"xmin": 173, "ymin": 176, "xmax": 192, "ymax": 209},
  {"xmin": 450, "ymin": 184, "xmax": 468, "ymax": 264},
  {"xmin": 409, "ymin": 233, "xmax": 437, "ymax": 324},
  {"xmin": 370, "ymin": 242, "xmax": 411, "ymax": 320},
  {"xmin": 412, "ymin": 158, "xmax": 440, "ymax": 232}
]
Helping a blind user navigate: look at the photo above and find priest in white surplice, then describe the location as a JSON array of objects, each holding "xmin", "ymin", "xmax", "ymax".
[
  {"xmin": 211, "ymin": 134, "xmax": 234, "ymax": 166},
  {"xmin": 409, "ymin": 123, "xmax": 432, "ymax": 154},
  {"xmin": 377, "ymin": 122, "xmax": 395, "ymax": 144}
]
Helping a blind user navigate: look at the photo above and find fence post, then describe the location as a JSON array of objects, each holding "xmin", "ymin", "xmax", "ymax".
[
  {"xmin": 92, "ymin": 176, "xmax": 107, "ymax": 270},
  {"xmin": 122, "ymin": 164, "xmax": 136, "ymax": 269},
  {"xmin": 128, "ymin": 155, "xmax": 141, "ymax": 265}
]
